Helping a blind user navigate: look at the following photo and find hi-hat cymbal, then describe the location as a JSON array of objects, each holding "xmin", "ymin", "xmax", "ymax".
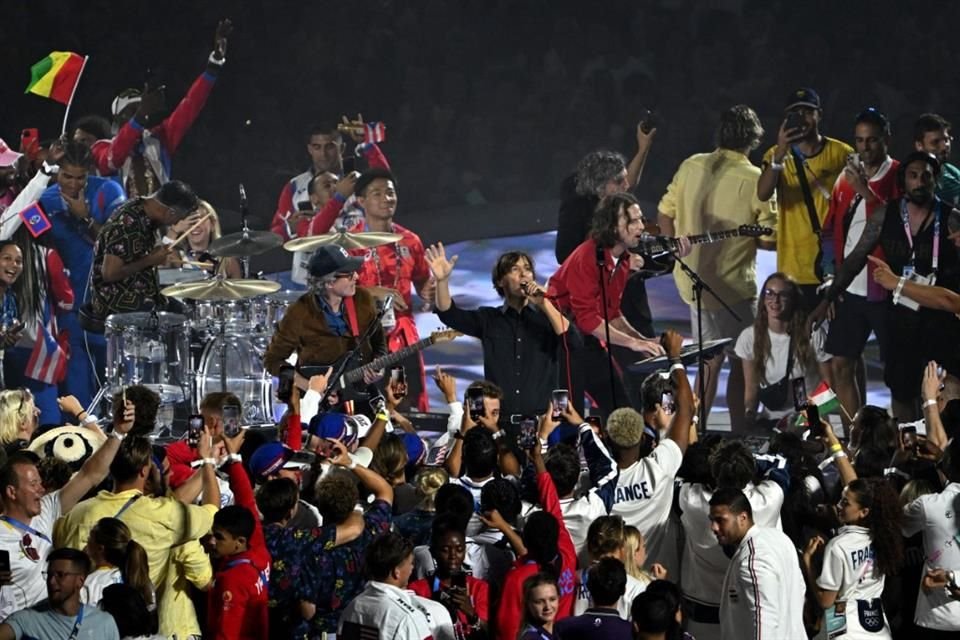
[
  {"xmin": 284, "ymin": 231, "xmax": 403, "ymax": 252},
  {"xmin": 161, "ymin": 277, "xmax": 281, "ymax": 301},
  {"xmin": 209, "ymin": 230, "xmax": 283, "ymax": 257}
]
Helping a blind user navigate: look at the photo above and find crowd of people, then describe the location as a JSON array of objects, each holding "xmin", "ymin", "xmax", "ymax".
[{"xmin": 1, "ymin": 9, "xmax": 960, "ymax": 640}]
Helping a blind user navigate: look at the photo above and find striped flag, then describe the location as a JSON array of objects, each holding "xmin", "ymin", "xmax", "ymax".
[
  {"xmin": 363, "ymin": 121, "xmax": 386, "ymax": 144},
  {"xmin": 809, "ymin": 381, "xmax": 840, "ymax": 414},
  {"xmin": 25, "ymin": 51, "xmax": 86, "ymax": 105},
  {"xmin": 26, "ymin": 309, "xmax": 68, "ymax": 385}
]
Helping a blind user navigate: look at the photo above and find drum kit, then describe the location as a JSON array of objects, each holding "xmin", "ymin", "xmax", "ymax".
[{"xmin": 99, "ymin": 225, "xmax": 403, "ymax": 431}]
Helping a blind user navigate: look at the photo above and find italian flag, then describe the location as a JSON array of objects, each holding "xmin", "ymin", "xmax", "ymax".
[
  {"xmin": 25, "ymin": 51, "xmax": 86, "ymax": 104},
  {"xmin": 810, "ymin": 381, "xmax": 840, "ymax": 414}
]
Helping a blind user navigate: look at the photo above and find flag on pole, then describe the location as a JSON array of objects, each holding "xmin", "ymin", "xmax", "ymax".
[
  {"xmin": 809, "ymin": 381, "xmax": 841, "ymax": 414},
  {"xmin": 363, "ymin": 121, "xmax": 386, "ymax": 144},
  {"xmin": 25, "ymin": 51, "xmax": 86, "ymax": 105},
  {"xmin": 26, "ymin": 311, "xmax": 68, "ymax": 385}
]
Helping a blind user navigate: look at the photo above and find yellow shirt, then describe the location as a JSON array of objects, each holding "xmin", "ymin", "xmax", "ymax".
[
  {"xmin": 53, "ymin": 489, "xmax": 217, "ymax": 639},
  {"xmin": 762, "ymin": 137, "xmax": 852, "ymax": 284},
  {"xmin": 658, "ymin": 148, "xmax": 778, "ymax": 309},
  {"xmin": 157, "ymin": 541, "xmax": 214, "ymax": 639}
]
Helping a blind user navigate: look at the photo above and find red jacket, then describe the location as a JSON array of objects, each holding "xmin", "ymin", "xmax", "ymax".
[
  {"xmin": 208, "ymin": 461, "xmax": 271, "ymax": 640},
  {"xmin": 90, "ymin": 70, "xmax": 217, "ymax": 176},
  {"xmin": 409, "ymin": 574, "xmax": 490, "ymax": 633},
  {"xmin": 821, "ymin": 157, "xmax": 901, "ymax": 301},
  {"xmin": 494, "ymin": 472, "xmax": 577, "ymax": 640},
  {"xmin": 547, "ymin": 238, "xmax": 631, "ymax": 336},
  {"xmin": 271, "ymin": 143, "xmax": 392, "ymax": 240}
]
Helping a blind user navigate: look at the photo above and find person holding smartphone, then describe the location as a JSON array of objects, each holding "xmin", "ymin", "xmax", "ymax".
[{"xmin": 409, "ymin": 516, "xmax": 490, "ymax": 639}]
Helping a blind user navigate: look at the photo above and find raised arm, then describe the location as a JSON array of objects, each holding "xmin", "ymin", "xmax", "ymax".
[
  {"xmin": 662, "ymin": 330, "xmax": 693, "ymax": 454},
  {"xmin": 60, "ymin": 401, "xmax": 135, "ymax": 511}
]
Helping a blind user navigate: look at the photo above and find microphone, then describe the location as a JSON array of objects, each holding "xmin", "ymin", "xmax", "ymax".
[{"xmin": 381, "ymin": 294, "xmax": 395, "ymax": 312}]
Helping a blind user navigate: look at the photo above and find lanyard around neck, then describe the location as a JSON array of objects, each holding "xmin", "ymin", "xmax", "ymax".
[{"xmin": 900, "ymin": 198, "xmax": 941, "ymax": 276}]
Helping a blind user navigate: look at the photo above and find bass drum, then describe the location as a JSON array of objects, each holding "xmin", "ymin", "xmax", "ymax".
[{"xmin": 195, "ymin": 336, "xmax": 276, "ymax": 425}]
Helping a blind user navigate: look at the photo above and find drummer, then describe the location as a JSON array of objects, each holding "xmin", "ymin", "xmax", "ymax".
[
  {"xmin": 90, "ymin": 180, "xmax": 200, "ymax": 321},
  {"xmin": 163, "ymin": 200, "xmax": 242, "ymax": 278}
]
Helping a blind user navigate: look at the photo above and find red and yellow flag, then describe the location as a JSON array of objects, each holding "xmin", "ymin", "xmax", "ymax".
[{"xmin": 25, "ymin": 51, "xmax": 86, "ymax": 104}]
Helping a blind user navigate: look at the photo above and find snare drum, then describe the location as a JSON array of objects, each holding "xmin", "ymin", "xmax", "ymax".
[
  {"xmin": 104, "ymin": 312, "xmax": 190, "ymax": 404},
  {"xmin": 259, "ymin": 290, "xmax": 304, "ymax": 332},
  {"xmin": 195, "ymin": 335, "xmax": 277, "ymax": 425}
]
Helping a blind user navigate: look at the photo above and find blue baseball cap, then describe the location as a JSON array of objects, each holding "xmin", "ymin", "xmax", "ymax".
[
  {"xmin": 248, "ymin": 442, "xmax": 315, "ymax": 481},
  {"xmin": 400, "ymin": 433, "xmax": 427, "ymax": 470},
  {"xmin": 308, "ymin": 412, "xmax": 360, "ymax": 449},
  {"xmin": 785, "ymin": 88, "xmax": 821, "ymax": 111}
]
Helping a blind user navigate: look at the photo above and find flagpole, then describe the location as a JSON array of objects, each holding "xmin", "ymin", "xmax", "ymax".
[{"xmin": 60, "ymin": 55, "xmax": 88, "ymax": 135}]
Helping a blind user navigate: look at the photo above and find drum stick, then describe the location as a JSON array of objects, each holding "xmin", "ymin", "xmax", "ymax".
[
  {"xmin": 170, "ymin": 212, "xmax": 213, "ymax": 247},
  {"xmin": 181, "ymin": 260, "xmax": 215, "ymax": 270}
]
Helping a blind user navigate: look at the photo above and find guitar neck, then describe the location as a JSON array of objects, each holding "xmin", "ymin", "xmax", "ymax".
[
  {"xmin": 343, "ymin": 336, "xmax": 435, "ymax": 385},
  {"xmin": 687, "ymin": 229, "xmax": 745, "ymax": 245}
]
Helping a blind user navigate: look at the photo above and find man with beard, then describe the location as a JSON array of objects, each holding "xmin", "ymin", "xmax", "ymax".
[
  {"xmin": 914, "ymin": 113, "xmax": 960, "ymax": 206},
  {"xmin": 548, "ymin": 193, "xmax": 689, "ymax": 417},
  {"xmin": 818, "ymin": 108, "xmax": 900, "ymax": 428},
  {"xmin": 757, "ymin": 88, "xmax": 853, "ymax": 310},
  {"xmin": 812, "ymin": 152, "xmax": 960, "ymax": 420},
  {"xmin": 0, "ymin": 548, "xmax": 120, "ymax": 639}
]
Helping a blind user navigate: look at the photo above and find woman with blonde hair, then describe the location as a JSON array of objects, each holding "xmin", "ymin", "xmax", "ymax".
[
  {"xmin": 395, "ymin": 466, "xmax": 448, "ymax": 545},
  {"xmin": 165, "ymin": 200, "xmax": 242, "ymax": 278},
  {"xmin": 0, "ymin": 389, "xmax": 39, "ymax": 452}
]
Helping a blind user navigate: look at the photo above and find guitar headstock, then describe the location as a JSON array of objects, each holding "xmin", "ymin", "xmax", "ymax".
[
  {"xmin": 737, "ymin": 224, "xmax": 774, "ymax": 238},
  {"xmin": 430, "ymin": 329, "xmax": 463, "ymax": 344}
]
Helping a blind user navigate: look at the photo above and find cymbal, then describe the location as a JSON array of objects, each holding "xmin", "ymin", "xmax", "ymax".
[
  {"xmin": 161, "ymin": 277, "xmax": 281, "ymax": 301},
  {"xmin": 284, "ymin": 231, "xmax": 403, "ymax": 252},
  {"xmin": 209, "ymin": 230, "xmax": 283, "ymax": 257}
]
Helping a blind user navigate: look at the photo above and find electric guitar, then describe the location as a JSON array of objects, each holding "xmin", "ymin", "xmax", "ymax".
[
  {"xmin": 297, "ymin": 328, "xmax": 462, "ymax": 392},
  {"xmin": 633, "ymin": 224, "xmax": 773, "ymax": 277}
]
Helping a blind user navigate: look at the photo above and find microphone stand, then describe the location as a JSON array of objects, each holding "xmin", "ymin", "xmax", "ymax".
[
  {"xmin": 670, "ymin": 251, "xmax": 740, "ymax": 432},
  {"xmin": 238, "ymin": 183, "xmax": 251, "ymax": 278},
  {"xmin": 596, "ymin": 245, "xmax": 619, "ymax": 411}
]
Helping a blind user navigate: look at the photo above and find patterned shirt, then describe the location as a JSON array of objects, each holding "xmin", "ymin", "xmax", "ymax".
[
  {"xmin": 91, "ymin": 198, "xmax": 162, "ymax": 316},
  {"xmin": 264, "ymin": 499, "xmax": 392, "ymax": 637},
  {"xmin": 349, "ymin": 221, "xmax": 430, "ymax": 319}
]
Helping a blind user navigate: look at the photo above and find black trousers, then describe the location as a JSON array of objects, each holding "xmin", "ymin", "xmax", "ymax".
[{"xmin": 562, "ymin": 334, "xmax": 644, "ymax": 421}]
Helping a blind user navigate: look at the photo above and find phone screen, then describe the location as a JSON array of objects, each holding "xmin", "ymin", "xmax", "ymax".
[
  {"xmin": 222, "ymin": 405, "xmax": 241, "ymax": 438},
  {"xmin": 390, "ymin": 366, "xmax": 406, "ymax": 385},
  {"xmin": 552, "ymin": 389, "xmax": 569, "ymax": 418},
  {"xmin": 466, "ymin": 388, "xmax": 485, "ymax": 417},
  {"xmin": 0, "ymin": 549, "xmax": 9, "ymax": 573},
  {"xmin": 792, "ymin": 377, "xmax": 808, "ymax": 411},
  {"xmin": 900, "ymin": 426, "xmax": 918, "ymax": 450},
  {"xmin": 450, "ymin": 570, "xmax": 467, "ymax": 590},
  {"xmin": 784, "ymin": 111, "xmax": 805, "ymax": 131},
  {"xmin": 660, "ymin": 392, "xmax": 675, "ymax": 414},
  {"xmin": 187, "ymin": 414, "xmax": 203, "ymax": 448},
  {"xmin": 518, "ymin": 418, "xmax": 538, "ymax": 450},
  {"xmin": 805, "ymin": 404, "xmax": 822, "ymax": 438}
]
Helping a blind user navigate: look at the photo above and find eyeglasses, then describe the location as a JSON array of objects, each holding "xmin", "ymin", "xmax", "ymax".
[
  {"xmin": 333, "ymin": 272, "xmax": 356, "ymax": 280},
  {"xmin": 763, "ymin": 288, "xmax": 791, "ymax": 301}
]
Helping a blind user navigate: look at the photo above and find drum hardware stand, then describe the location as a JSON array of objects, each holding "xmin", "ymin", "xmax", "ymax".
[
  {"xmin": 238, "ymin": 183, "xmax": 252, "ymax": 279},
  {"xmin": 669, "ymin": 251, "xmax": 740, "ymax": 432}
]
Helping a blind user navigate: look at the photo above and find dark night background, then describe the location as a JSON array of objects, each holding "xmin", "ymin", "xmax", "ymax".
[{"xmin": 3, "ymin": 0, "xmax": 959, "ymax": 270}]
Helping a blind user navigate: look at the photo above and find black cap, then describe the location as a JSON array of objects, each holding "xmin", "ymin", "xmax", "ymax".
[
  {"xmin": 307, "ymin": 245, "xmax": 364, "ymax": 279},
  {"xmin": 901, "ymin": 151, "xmax": 941, "ymax": 177},
  {"xmin": 785, "ymin": 88, "xmax": 821, "ymax": 111},
  {"xmin": 152, "ymin": 180, "xmax": 199, "ymax": 217}
]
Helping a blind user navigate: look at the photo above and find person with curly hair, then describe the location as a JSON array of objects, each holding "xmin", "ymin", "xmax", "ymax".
[
  {"xmin": 803, "ymin": 477, "xmax": 904, "ymax": 638},
  {"xmin": 734, "ymin": 271, "xmax": 830, "ymax": 430}
]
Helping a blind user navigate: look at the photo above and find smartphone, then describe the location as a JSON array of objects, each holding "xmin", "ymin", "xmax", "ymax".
[
  {"xmin": 222, "ymin": 405, "xmax": 241, "ymax": 438},
  {"xmin": 187, "ymin": 414, "xmax": 204, "ymax": 448},
  {"xmin": 900, "ymin": 424, "xmax": 918, "ymax": 451},
  {"xmin": 784, "ymin": 111, "xmax": 804, "ymax": 132},
  {"xmin": 20, "ymin": 128, "xmax": 40, "ymax": 161},
  {"xmin": 389, "ymin": 366, "xmax": 406, "ymax": 385},
  {"xmin": 0, "ymin": 549, "xmax": 9, "ymax": 574},
  {"xmin": 466, "ymin": 387, "xmax": 485, "ymax": 417},
  {"xmin": 342, "ymin": 155, "xmax": 357, "ymax": 174},
  {"xmin": 805, "ymin": 404, "xmax": 823, "ymax": 438},
  {"xmin": 552, "ymin": 389, "xmax": 569, "ymax": 419},
  {"xmin": 639, "ymin": 109, "xmax": 658, "ymax": 134},
  {"xmin": 792, "ymin": 377, "xmax": 808, "ymax": 411},
  {"xmin": 660, "ymin": 392, "xmax": 675, "ymax": 414},
  {"xmin": 296, "ymin": 201, "xmax": 315, "ymax": 216},
  {"xmin": 449, "ymin": 570, "xmax": 467, "ymax": 590},
  {"xmin": 518, "ymin": 417, "xmax": 538, "ymax": 450}
]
